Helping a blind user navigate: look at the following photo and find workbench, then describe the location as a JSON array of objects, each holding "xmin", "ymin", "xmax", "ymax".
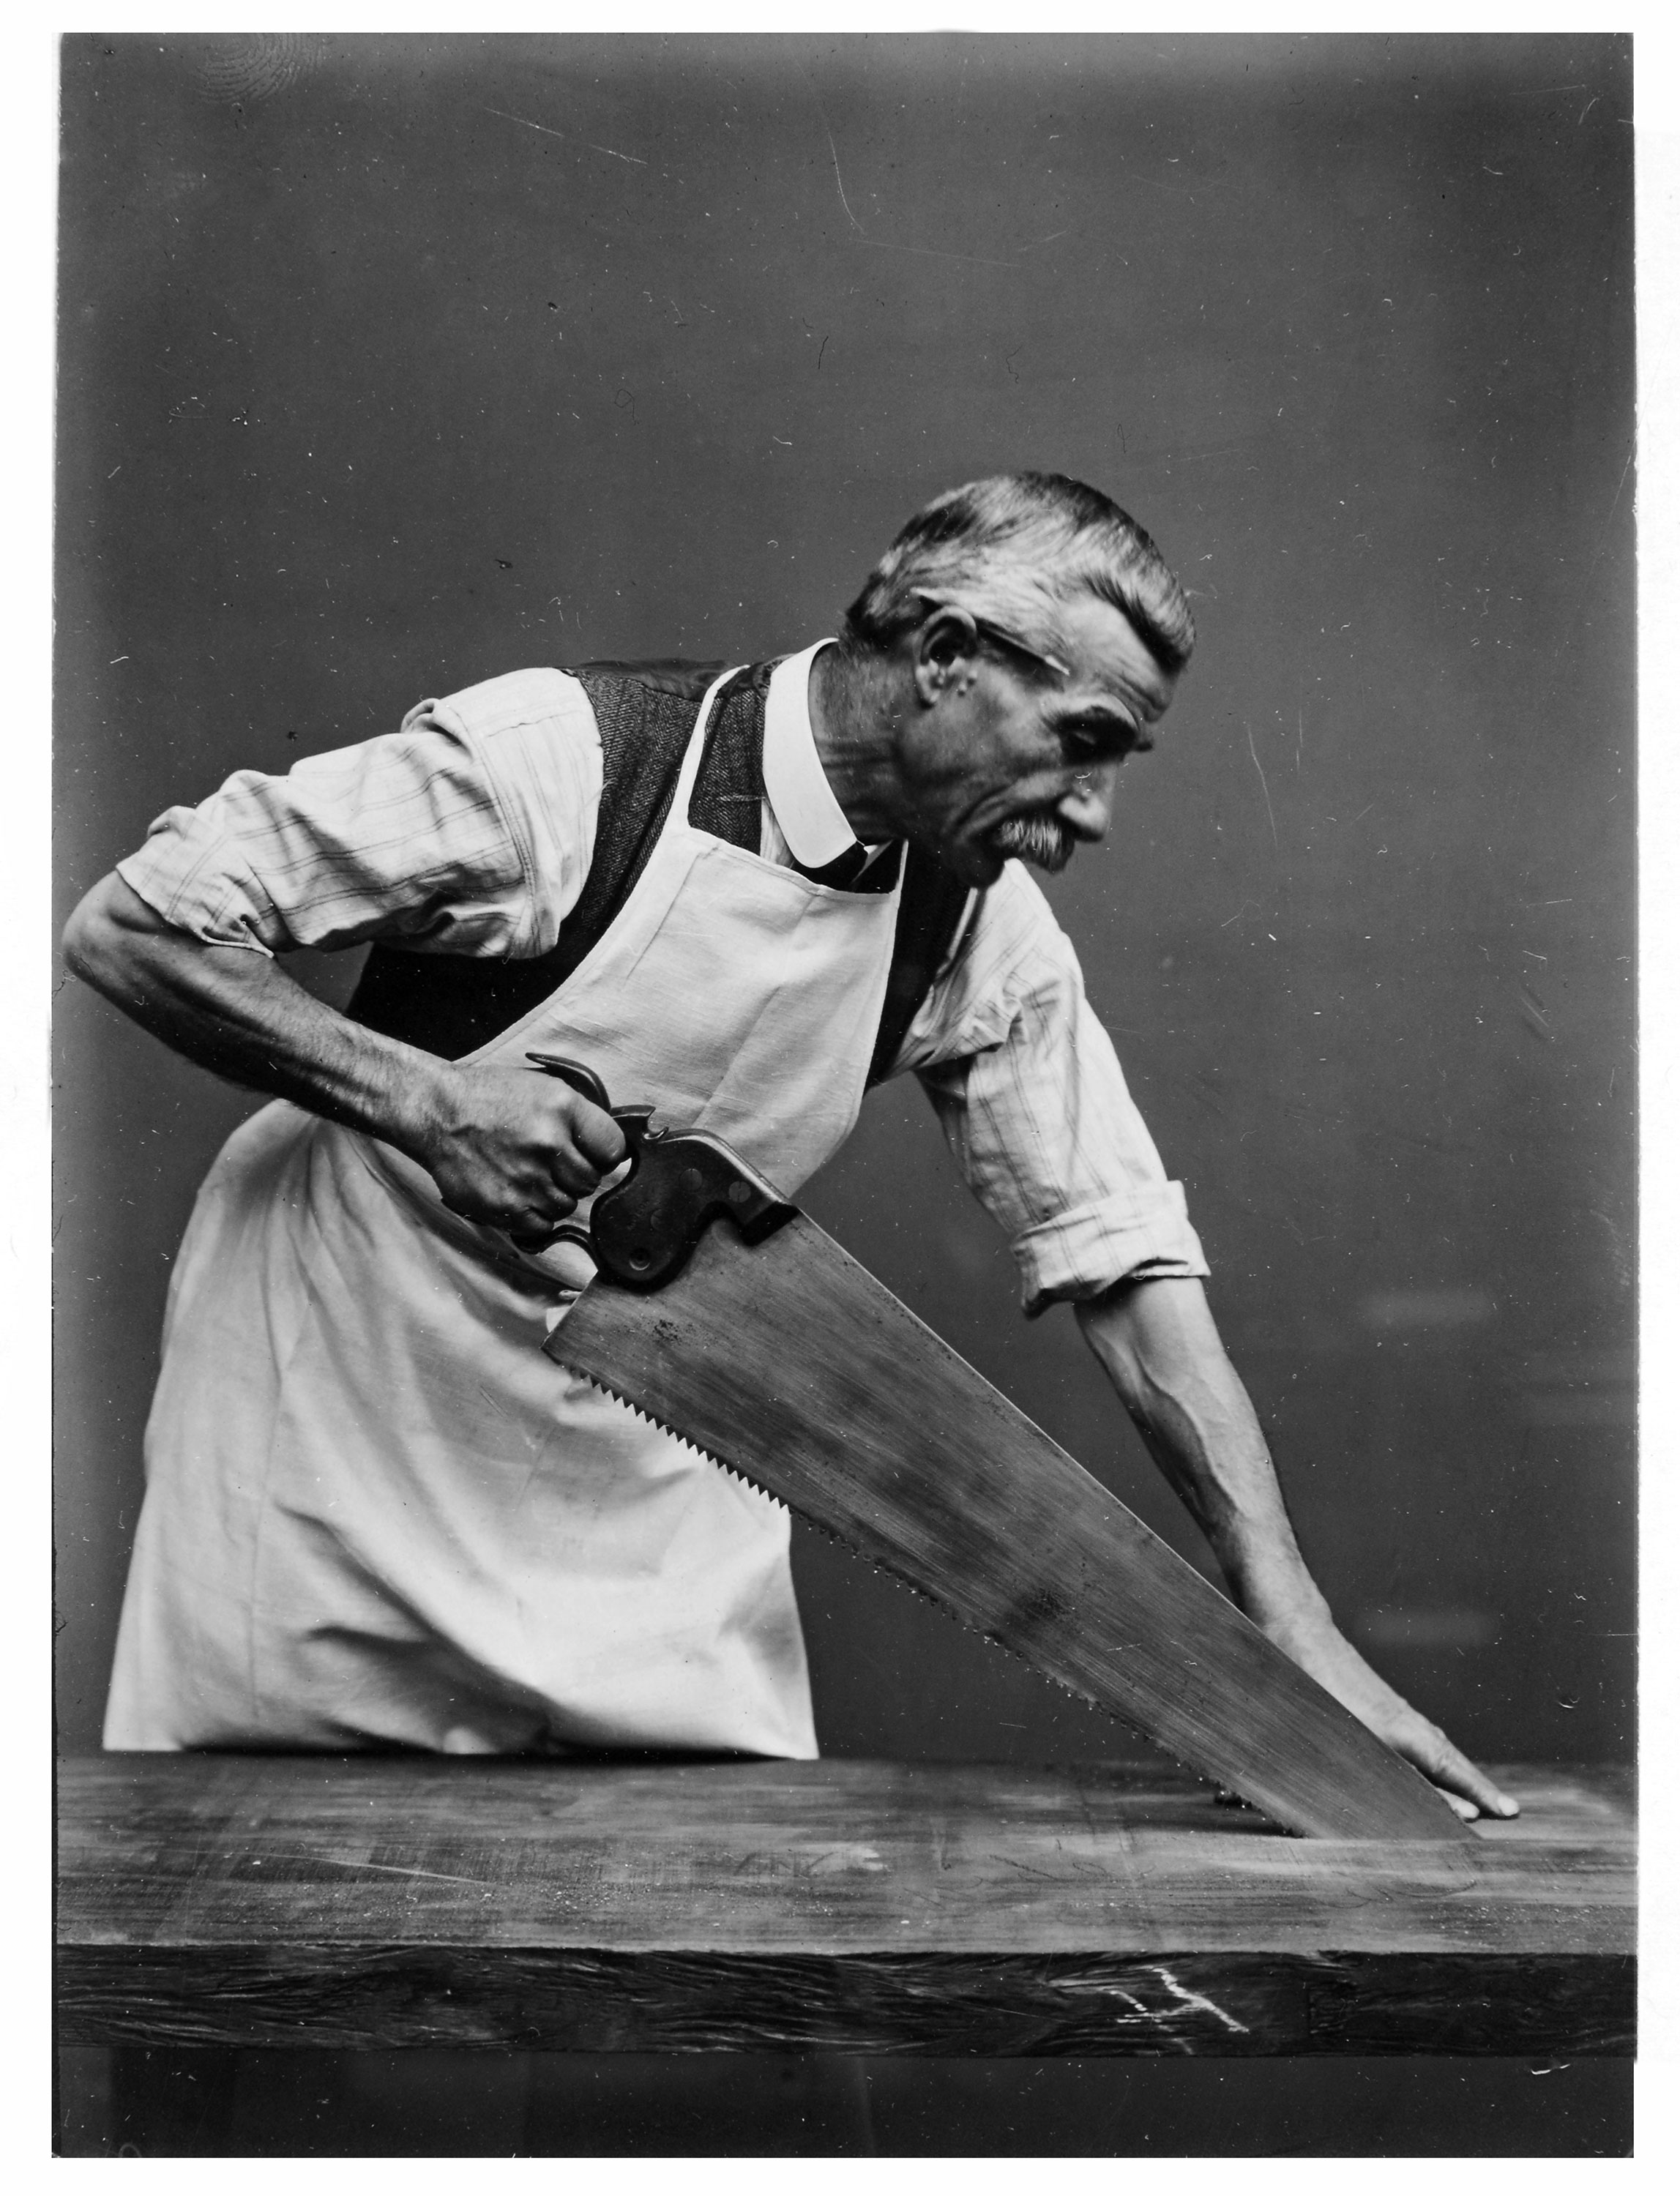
[{"xmin": 57, "ymin": 1754, "xmax": 1634, "ymax": 2059}]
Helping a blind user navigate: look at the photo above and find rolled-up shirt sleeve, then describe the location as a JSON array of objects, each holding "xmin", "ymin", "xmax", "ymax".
[
  {"xmin": 114, "ymin": 669, "xmax": 602, "ymax": 960},
  {"xmin": 890, "ymin": 862, "xmax": 1209, "ymax": 1315}
]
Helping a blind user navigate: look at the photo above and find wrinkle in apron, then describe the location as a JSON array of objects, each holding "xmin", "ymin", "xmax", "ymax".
[{"xmin": 106, "ymin": 665, "xmax": 903, "ymax": 1758}]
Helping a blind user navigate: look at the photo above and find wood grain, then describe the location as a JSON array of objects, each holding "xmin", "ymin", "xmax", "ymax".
[
  {"xmin": 555, "ymin": 1217, "xmax": 1474, "ymax": 1842},
  {"xmin": 56, "ymin": 1946, "xmax": 1634, "ymax": 2058},
  {"xmin": 57, "ymin": 1756, "xmax": 1635, "ymax": 2057}
]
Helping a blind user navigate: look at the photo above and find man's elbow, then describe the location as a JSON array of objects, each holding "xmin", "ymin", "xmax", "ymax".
[
  {"xmin": 1075, "ymin": 1282, "xmax": 1154, "ymax": 1405},
  {"xmin": 62, "ymin": 874, "xmax": 149, "ymax": 999},
  {"xmin": 1076, "ymin": 1274, "xmax": 1222, "ymax": 1400}
]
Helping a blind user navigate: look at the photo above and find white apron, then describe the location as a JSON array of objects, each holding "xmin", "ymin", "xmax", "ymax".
[{"xmin": 105, "ymin": 668, "xmax": 904, "ymax": 1755}]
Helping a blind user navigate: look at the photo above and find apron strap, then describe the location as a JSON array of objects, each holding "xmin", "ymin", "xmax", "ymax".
[
  {"xmin": 346, "ymin": 657, "xmax": 978, "ymax": 1072},
  {"xmin": 346, "ymin": 660, "xmax": 733, "ymax": 1060}
]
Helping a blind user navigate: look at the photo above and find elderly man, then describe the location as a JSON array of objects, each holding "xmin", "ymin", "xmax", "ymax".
[{"xmin": 64, "ymin": 471, "xmax": 1515, "ymax": 1820}]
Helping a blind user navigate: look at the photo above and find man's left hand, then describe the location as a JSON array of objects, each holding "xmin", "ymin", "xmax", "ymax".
[
  {"xmin": 1252, "ymin": 1602, "xmax": 1519, "ymax": 1822},
  {"xmin": 1077, "ymin": 1277, "xmax": 1520, "ymax": 1823}
]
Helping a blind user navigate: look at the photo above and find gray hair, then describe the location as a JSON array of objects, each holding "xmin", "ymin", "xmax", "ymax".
[{"xmin": 841, "ymin": 471, "xmax": 1195, "ymax": 676}]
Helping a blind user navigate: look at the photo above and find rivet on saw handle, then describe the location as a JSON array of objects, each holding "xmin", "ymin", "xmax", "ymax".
[{"xmin": 523, "ymin": 1053, "xmax": 795, "ymax": 1288}]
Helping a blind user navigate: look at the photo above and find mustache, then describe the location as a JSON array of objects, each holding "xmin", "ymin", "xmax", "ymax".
[{"xmin": 990, "ymin": 812, "xmax": 1079, "ymax": 873}]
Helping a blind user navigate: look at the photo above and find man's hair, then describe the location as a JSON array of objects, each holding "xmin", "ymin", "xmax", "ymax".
[{"xmin": 841, "ymin": 471, "xmax": 1195, "ymax": 676}]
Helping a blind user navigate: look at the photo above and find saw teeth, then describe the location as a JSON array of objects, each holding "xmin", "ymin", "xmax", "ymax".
[
  {"xmin": 563, "ymin": 1364, "xmax": 1211, "ymax": 1790},
  {"xmin": 572, "ymin": 1368, "xmax": 788, "ymax": 1510}
]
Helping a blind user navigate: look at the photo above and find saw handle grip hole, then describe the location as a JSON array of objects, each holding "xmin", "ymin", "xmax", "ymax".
[
  {"xmin": 523, "ymin": 1051, "xmax": 796, "ymax": 1290},
  {"xmin": 525, "ymin": 1053, "xmax": 611, "ymax": 1110}
]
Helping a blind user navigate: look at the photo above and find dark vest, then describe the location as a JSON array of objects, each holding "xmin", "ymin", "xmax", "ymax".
[{"xmin": 345, "ymin": 660, "xmax": 976, "ymax": 1086}]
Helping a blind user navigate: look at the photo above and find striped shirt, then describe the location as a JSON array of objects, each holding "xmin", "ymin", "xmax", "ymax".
[{"xmin": 117, "ymin": 658, "xmax": 1209, "ymax": 1312}]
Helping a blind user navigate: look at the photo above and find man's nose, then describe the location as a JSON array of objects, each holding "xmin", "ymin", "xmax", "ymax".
[{"xmin": 1059, "ymin": 767, "xmax": 1116, "ymax": 839}]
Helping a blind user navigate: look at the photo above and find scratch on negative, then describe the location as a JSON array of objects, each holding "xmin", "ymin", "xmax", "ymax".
[
  {"xmin": 1146, "ymin": 1963, "xmax": 1250, "ymax": 2033},
  {"xmin": 323, "ymin": 1856, "xmax": 490, "ymax": 1890},
  {"xmin": 1593, "ymin": 445, "xmax": 1635, "ymax": 564},
  {"xmin": 856, "ymin": 236, "xmax": 1019, "ymax": 270},
  {"xmin": 804, "ymin": 72, "xmax": 1012, "ymax": 267},
  {"xmin": 817, "ymin": 108, "xmax": 865, "ymax": 234},
  {"xmin": 482, "ymin": 105, "xmax": 567, "ymax": 141},
  {"xmin": 1550, "ymin": 444, "xmax": 1634, "ymax": 654},
  {"xmin": 1245, "ymin": 724, "xmax": 1279, "ymax": 850},
  {"xmin": 482, "ymin": 106, "xmax": 646, "ymax": 165}
]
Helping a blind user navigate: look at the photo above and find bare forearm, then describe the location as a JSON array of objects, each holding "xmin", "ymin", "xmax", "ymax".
[
  {"xmin": 1075, "ymin": 1275, "xmax": 1326, "ymax": 1626},
  {"xmin": 62, "ymin": 873, "xmax": 445, "ymax": 1156},
  {"xmin": 1077, "ymin": 1274, "xmax": 1517, "ymax": 1818},
  {"xmin": 60, "ymin": 873, "xmax": 624, "ymax": 1230}
]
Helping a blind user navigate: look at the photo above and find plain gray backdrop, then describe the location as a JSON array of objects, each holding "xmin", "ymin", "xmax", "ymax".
[{"xmin": 55, "ymin": 31, "xmax": 1635, "ymax": 1774}]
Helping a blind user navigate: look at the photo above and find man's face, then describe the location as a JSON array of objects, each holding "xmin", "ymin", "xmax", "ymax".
[{"xmin": 897, "ymin": 594, "xmax": 1178, "ymax": 889}]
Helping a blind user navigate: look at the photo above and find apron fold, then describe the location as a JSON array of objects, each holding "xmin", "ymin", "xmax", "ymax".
[{"xmin": 105, "ymin": 664, "xmax": 901, "ymax": 1758}]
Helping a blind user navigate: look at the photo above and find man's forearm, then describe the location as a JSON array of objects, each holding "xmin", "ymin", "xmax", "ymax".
[
  {"xmin": 61, "ymin": 872, "xmax": 624, "ymax": 1231},
  {"xmin": 1076, "ymin": 1273, "xmax": 1517, "ymax": 1817},
  {"xmin": 1074, "ymin": 1275, "xmax": 1332, "ymax": 1631},
  {"xmin": 62, "ymin": 872, "xmax": 448, "ymax": 1155}
]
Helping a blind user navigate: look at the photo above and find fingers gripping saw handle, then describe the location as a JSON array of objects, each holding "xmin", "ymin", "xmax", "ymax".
[{"xmin": 520, "ymin": 1052, "xmax": 796, "ymax": 1288}]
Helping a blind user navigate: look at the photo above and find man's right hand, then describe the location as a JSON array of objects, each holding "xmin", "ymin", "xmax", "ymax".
[{"xmin": 408, "ymin": 1061, "xmax": 629, "ymax": 1237}]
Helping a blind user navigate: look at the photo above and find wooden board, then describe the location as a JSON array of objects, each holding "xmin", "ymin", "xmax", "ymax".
[
  {"xmin": 556, "ymin": 1217, "xmax": 1473, "ymax": 1843},
  {"xmin": 57, "ymin": 1755, "xmax": 1635, "ymax": 2058}
]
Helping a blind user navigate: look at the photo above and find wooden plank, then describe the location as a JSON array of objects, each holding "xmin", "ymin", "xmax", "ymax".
[
  {"xmin": 55, "ymin": 1946, "xmax": 1634, "ymax": 2058},
  {"xmin": 57, "ymin": 1757, "xmax": 1634, "ymax": 2057},
  {"xmin": 556, "ymin": 1221, "xmax": 1475, "ymax": 1842},
  {"xmin": 56, "ymin": 1760, "xmax": 1630, "ymax": 1957}
]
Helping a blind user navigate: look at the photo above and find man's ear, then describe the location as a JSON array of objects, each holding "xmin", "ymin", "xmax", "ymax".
[{"xmin": 909, "ymin": 605, "xmax": 982, "ymax": 708}]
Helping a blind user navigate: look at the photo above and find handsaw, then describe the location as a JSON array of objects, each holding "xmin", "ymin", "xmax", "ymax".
[{"xmin": 530, "ymin": 1056, "xmax": 1471, "ymax": 1842}]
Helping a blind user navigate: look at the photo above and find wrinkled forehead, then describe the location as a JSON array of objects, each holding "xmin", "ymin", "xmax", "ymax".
[{"xmin": 1052, "ymin": 594, "xmax": 1179, "ymax": 725}]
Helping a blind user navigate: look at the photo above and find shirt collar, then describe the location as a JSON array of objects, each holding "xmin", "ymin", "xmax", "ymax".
[{"xmin": 763, "ymin": 640, "xmax": 862, "ymax": 869}]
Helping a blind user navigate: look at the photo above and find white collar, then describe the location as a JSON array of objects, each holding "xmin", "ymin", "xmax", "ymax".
[{"xmin": 762, "ymin": 640, "xmax": 861, "ymax": 869}]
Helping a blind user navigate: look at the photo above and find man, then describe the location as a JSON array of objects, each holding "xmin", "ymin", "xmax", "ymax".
[{"xmin": 64, "ymin": 471, "xmax": 1515, "ymax": 1818}]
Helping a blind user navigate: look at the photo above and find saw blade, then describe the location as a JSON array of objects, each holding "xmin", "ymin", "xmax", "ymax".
[{"xmin": 550, "ymin": 1211, "xmax": 1472, "ymax": 1843}]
